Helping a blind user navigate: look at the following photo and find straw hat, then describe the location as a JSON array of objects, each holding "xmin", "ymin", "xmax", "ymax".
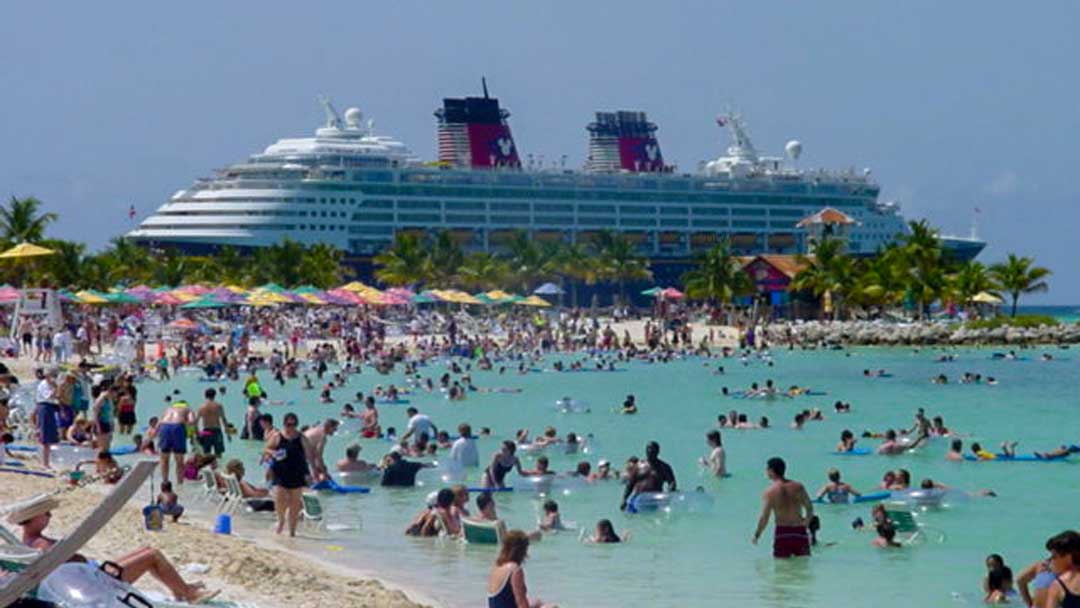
[{"xmin": 6, "ymin": 494, "xmax": 59, "ymax": 525}]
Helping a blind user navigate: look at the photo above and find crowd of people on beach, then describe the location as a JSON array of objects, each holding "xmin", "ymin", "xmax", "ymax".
[{"xmin": 2, "ymin": 302, "xmax": 1079, "ymax": 608}]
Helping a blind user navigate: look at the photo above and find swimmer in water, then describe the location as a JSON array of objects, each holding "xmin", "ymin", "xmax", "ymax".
[
  {"xmin": 538, "ymin": 500, "xmax": 568, "ymax": 532},
  {"xmin": 814, "ymin": 468, "xmax": 861, "ymax": 504},
  {"xmin": 872, "ymin": 522, "xmax": 902, "ymax": 548},
  {"xmin": 620, "ymin": 395, "xmax": 638, "ymax": 415},
  {"xmin": 588, "ymin": 519, "xmax": 622, "ymax": 543},
  {"xmin": 836, "ymin": 430, "xmax": 857, "ymax": 452},
  {"xmin": 946, "ymin": 439, "xmax": 964, "ymax": 461}
]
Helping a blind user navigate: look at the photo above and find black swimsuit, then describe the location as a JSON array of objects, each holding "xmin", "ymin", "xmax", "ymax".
[
  {"xmin": 271, "ymin": 434, "xmax": 309, "ymax": 489},
  {"xmin": 1057, "ymin": 577, "xmax": 1080, "ymax": 608}
]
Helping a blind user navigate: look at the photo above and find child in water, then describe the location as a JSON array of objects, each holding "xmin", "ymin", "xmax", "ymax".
[{"xmin": 588, "ymin": 519, "xmax": 622, "ymax": 543}]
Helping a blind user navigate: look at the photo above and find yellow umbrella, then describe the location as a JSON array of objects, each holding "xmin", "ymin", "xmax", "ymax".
[
  {"xmin": 485, "ymin": 290, "xmax": 517, "ymax": 301},
  {"xmin": 74, "ymin": 290, "xmax": 108, "ymax": 304},
  {"xmin": 247, "ymin": 289, "xmax": 292, "ymax": 304},
  {"xmin": 446, "ymin": 290, "xmax": 484, "ymax": 305},
  {"xmin": 300, "ymin": 293, "xmax": 327, "ymax": 305},
  {"xmin": 340, "ymin": 281, "xmax": 373, "ymax": 292},
  {"xmin": 971, "ymin": 291, "xmax": 1003, "ymax": 304},
  {"xmin": 168, "ymin": 290, "xmax": 201, "ymax": 303},
  {"xmin": 244, "ymin": 293, "xmax": 281, "ymax": 307},
  {"xmin": 0, "ymin": 242, "xmax": 55, "ymax": 259},
  {"xmin": 515, "ymin": 295, "xmax": 552, "ymax": 308}
]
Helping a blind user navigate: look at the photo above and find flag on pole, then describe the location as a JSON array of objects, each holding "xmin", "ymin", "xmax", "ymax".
[{"xmin": 128, "ymin": 204, "xmax": 136, "ymax": 220}]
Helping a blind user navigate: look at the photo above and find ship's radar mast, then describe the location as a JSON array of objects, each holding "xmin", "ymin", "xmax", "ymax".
[
  {"xmin": 717, "ymin": 111, "xmax": 758, "ymax": 163},
  {"xmin": 318, "ymin": 95, "xmax": 343, "ymax": 129}
]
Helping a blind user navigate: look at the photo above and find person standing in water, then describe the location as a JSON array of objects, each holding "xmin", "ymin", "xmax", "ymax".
[
  {"xmin": 753, "ymin": 457, "xmax": 815, "ymax": 558},
  {"xmin": 195, "ymin": 388, "xmax": 230, "ymax": 456},
  {"xmin": 155, "ymin": 398, "xmax": 196, "ymax": 485},
  {"xmin": 620, "ymin": 441, "xmax": 677, "ymax": 511},
  {"xmin": 264, "ymin": 412, "xmax": 315, "ymax": 536}
]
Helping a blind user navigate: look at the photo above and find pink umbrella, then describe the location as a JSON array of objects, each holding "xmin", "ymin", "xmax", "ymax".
[
  {"xmin": 661, "ymin": 287, "xmax": 685, "ymax": 300},
  {"xmin": 326, "ymin": 288, "xmax": 368, "ymax": 305},
  {"xmin": 176, "ymin": 284, "xmax": 211, "ymax": 295},
  {"xmin": 0, "ymin": 286, "xmax": 21, "ymax": 303},
  {"xmin": 151, "ymin": 292, "xmax": 185, "ymax": 306}
]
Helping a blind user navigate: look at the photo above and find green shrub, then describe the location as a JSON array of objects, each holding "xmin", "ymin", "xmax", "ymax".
[{"xmin": 965, "ymin": 314, "xmax": 1060, "ymax": 330}]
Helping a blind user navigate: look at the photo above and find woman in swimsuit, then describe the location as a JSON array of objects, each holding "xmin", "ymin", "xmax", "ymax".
[
  {"xmin": 483, "ymin": 441, "xmax": 531, "ymax": 489},
  {"xmin": 815, "ymin": 468, "xmax": 862, "ymax": 504},
  {"xmin": 487, "ymin": 529, "xmax": 554, "ymax": 608},
  {"xmin": 264, "ymin": 412, "xmax": 314, "ymax": 536},
  {"xmin": 1045, "ymin": 530, "xmax": 1080, "ymax": 608}
]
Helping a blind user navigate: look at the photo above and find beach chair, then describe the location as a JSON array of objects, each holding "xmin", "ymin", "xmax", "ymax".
[
  {"xmin": 884, "ymin": 508, "xmax": 946, "ymax": 545},
  {"xmin": 221, "ymin": 474, "xmax": 245, "ymax": 515},
  {"xmin": 199, "ymin": 468, "xmax": 226, "ymax": 510},
  {"xmin": 300, "ymin": 493, "xmax": 324, "ymax": 532},
  {"xmin": 462, "ymin": 518, "xmax": 505, "ymax": 545}
]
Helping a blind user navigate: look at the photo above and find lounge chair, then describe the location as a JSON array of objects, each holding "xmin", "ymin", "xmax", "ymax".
[
  {"xmin": 462, "ymin": 518, "xmax": 505, "ymax": 545},
  {"xmin": 199, "ymin": 468, "xmax": 226, "ymax": 510},
  {"xmin": 300, "ymin": 493, "xmax": 324, "ymax": 532},
  {"xmin": 884, "ymin": 508, "xmax": 946, "ymax": 545}
]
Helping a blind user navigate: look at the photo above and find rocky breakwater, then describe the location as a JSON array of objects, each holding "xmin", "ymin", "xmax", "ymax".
[{"xmin": 760, "ymin": 320, "xmax": 1080, "ymax": 346}]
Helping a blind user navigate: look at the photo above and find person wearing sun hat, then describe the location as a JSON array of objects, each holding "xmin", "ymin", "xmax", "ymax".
[{"xmin": 9, "ymin": 494, "xmax": 216, "ymax": 603}]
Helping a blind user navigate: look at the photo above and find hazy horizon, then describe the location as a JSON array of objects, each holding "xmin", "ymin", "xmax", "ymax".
[{"xmin": 1, "ymin": 2, "xmax": 1076, "ymax": 302}]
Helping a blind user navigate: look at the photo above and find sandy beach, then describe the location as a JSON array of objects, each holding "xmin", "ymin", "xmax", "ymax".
[{"xmin": 2, "ymin": 471, "xmax": 433, "ymax": 608}]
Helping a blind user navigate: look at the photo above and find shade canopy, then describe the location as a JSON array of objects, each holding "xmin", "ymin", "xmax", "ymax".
[
  {"xmin": 533, "ymin": 282, "xmax": 564, "ymax": 295},
  {"xmin": 0, "ymin": 242, "xmax": 55, "ymax": 259},
  {"xmin": 515, "ymin": 295, "xmax": 552, "ymax": 307},
  {"xmin": 971, "ymin": 291, "xmax": 1003, "ymax": 304}
]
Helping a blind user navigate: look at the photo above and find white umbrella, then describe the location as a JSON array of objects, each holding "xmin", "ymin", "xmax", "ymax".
[{"xmin": 533, "ymin": 282, "xmax": 564, "ymax": 295}]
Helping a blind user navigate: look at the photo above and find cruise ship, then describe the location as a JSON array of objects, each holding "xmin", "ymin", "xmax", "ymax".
[{"xmin": 127, "ymin": 84, "xmax": 984, "ymax": 282}]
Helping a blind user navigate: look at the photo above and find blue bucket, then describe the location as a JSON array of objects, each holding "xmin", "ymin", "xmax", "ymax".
[{"xmin": 213, "ymin": 513, "xmax": 232, "ymax": 535}]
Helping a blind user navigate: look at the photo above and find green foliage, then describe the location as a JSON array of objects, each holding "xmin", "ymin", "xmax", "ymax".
[
  {"xmin": 681, "ymin": 239, "xmax": 752, "ymax": 304},
  {"xmin": 965, "ymin": 314, "xmax": 1059, "ymax": 330},
  {"xmin": 989, "ymin": 254, "xmax": 1052, "ymax": 318}
]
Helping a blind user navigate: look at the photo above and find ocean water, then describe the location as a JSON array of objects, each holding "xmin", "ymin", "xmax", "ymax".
[{"xmin": 126, "ymin": 346, "xmax": 1079, "ymax": 608}]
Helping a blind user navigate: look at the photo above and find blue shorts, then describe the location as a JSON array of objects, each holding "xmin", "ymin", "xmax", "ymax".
[
  {"xmin": 36, "ymin": 403, "xmax": 59, "ymax": 445},
  {"xmin": 158, "ymin": 423, "xmax": 188, "ymax": 454}
]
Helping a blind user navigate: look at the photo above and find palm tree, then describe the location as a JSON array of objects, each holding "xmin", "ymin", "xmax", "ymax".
[
  {"xmin": 0, "ymin": 196, "xmax": 58, "ymax": 245},
  {"xmin": 681, "ymin": 240, "xmax": 752, "ymax": 305},
  {"xmin": 97, "ymin": 237, "xmax": 154, "ymax": 284},
  {"xmin": 298, "ymin": 242, "xmax": 349, "ymax": 288},
  {"xmin": 990, "ymin": 254, "xmax": 1051, "ymax": 317},
  {"xmin": 38, "ymin": 239, "xmax": 87, "ymax": 288},
  {"xmin": 792, "ymin": 237, "xmax": 854, "ymax": 319},
  {"xmin": 251, "ymin": 239, "xmax": 308, "ymax": 287},
  {"xmin": 428, "ymin": 230, "xmax": 465, "ymax": 286},
  {"xmin": 852, "ymin": 246, "xmax": 907, "ymax": 311},
  {"xmin": 591, "ymin": 230, "xmax": 652, "ymax": 305},
  {"xmin": 950, "ymin": 260, "xmax": 998, "ymax": 313},
  {"xmin": 374, "ymin": 233, "xmax": 431, "ymax": 286},
  {"xmin": 504, "ymin": 230, "xmax": 548, "ymax": 292},
  {"xmin": 552, "ymin": 241, "xmax": 599, "ymax": 308},
  {"xmin": 456, "ymin": 252, "xmax": 508, "ymax": 291}
]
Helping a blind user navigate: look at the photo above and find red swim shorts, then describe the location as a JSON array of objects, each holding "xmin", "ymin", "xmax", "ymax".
[{"xmin": 773, "ymin": 525, "xmax": 811, "ymax": 558}]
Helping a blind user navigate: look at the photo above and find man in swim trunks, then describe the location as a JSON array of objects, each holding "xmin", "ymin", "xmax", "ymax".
[
  {"xmin": 360, "ymin": 396, "xmax": 380, "ymax": 438},
  {"xmin": 620, "ymin": 441, "xmax": 677, "ymax": 511},
  {"xmin": 753, "ymin": 457, "xmax": 814, "ymax": 558},
  {"xmin": 302, "ymin": 418, "xmax": 338, "ymax": 482},
  {"xmin": 156, "ymin": 399, "xmax": 196, "ymax": 486},
  {"xmin": 195, "ymin": 388, "xmax": 229, "ymax": 456}
]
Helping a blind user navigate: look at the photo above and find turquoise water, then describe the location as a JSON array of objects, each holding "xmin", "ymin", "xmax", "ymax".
[
  {"xmin": 1018, "ymin": 305, "xmax": 1080, "ymax": 324},
  {"xmin": 128, "ymin": 346, "xmax": 1079, "ymax": 607}
]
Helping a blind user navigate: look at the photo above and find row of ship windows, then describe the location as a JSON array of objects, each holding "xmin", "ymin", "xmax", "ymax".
[
  {"xmin": 362, "ymin": 198, "xmax": 808, "ymax": 217},
  {"xmin": 201, "ymin": 181, "xmax": 871, "ymax": 205},
  {"xmin": 162, "ymin": 210, "xmax": 350, "ymax": 219},
  {"xmin": 372, "ymin": 170, "xmax": 868, "ymax": 195},
  {"xmin": 378, "ymin": 213, "xmax": 772, "ymax": 228},
  {"xmin": 178, "ymin": 196, "xmax": 358, "ymax": 205}
]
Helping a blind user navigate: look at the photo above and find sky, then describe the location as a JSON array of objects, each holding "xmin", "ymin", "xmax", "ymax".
[{"xmin": 1, "ymin": 2, "xmax": 1077, "ymax": 302}]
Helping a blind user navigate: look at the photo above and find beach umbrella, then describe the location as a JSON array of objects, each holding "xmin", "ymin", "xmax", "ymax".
[
  {"xmin": 150, "ymin": 292, "xmax": 184, "ymax": 306},
  {"xmin": 413, "ymin": 292, "xmax": 437, "ymax": 304},
  {"xmin": 180, "ymin": 296, "xmax": 230, "ymax": 309},
  {"xmin": 0, "ymin": 286, "xmax": 21, "ymax": 303},
  {"xmin": 0, "ymin": 242, "xmax": 55, "ymax": 259},
  {"xmin": 640, "ymin": 286, "xmax": 663, "ymax": 296},
  {"xmin": 661, "ymin": 287, "xmax": 685, "ymax": 300},
  {"xmin": 103, "ymin": 292, "xmax": 141, "ymax": 304},
  {"xmin": 971, "ymin": 291, "xmax": 1003, "ymax": 304},
  {"xmin": 533, "ymin": 282, "xmax": 564, "ymax": 295},
  {"xmin": 74, "ymin": 290, "xmax": 109, "ymax": 304},
  {"xmin": 515, "ymin": 295, "xmax": 552, "ymax": 308}
]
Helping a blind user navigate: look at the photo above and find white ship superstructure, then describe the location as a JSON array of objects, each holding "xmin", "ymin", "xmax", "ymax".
[{"xmin": 128, "ymin": 89, "xmax": 982, "ymax": 266}]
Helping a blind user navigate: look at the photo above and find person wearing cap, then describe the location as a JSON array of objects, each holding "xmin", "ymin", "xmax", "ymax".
[
  {"xmin": 154, "ymin": 397, "xmax": 196, "ymax": 485},
  {"xmin": 9, "ymin": 495, "xmax": 215, "ymax": 603},
  {"xmin": 32, "ymin": 367, "xmax": 60, "ymax": 469},
  {"xmin": 589, "ymin": 459, "xmax": 615, "ymax": 482}
]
